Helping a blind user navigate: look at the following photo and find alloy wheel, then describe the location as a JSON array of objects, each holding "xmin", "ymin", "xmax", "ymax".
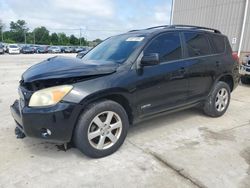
[
  {"xmin": 87, "ymin": 111, "xmax": 122, "ymax": 150},
  {"xmin": 215, "ymin": 88, "xmax": 229, "ymax": 112}
]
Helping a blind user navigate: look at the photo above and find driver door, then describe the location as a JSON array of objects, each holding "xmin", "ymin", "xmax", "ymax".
[{"xmin": 134, "ymin": 32, "xmax": 189, "ymax": 117}]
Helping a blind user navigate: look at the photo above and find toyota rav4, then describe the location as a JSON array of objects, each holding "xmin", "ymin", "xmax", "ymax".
[{"xmin": 11, "ymin": 25, "xmax": 240, "ymax": 158}]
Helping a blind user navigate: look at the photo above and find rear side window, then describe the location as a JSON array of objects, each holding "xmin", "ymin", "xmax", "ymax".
[
  {"xmin": 144, "ymin": 33, "xmax": 182, "ymax": 62},
  {"xmin": 183, "ymin": 32, "xmax": 211, "ymax": 57},
  {"xmin": 210, "ymin": 34, "xmax": 226, "ymax": 54}
]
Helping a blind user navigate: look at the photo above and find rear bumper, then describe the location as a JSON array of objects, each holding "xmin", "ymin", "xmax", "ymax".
[
  {"xmin": 10, "ymin": 100, "xmax": 82, "ymax": 143},
  {"xmin": 239, "ymin": 65, "xmax": 250, "ymax": 76}
]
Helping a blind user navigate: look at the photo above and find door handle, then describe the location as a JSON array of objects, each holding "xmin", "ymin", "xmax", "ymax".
[
  {"xmin": 216, "ymin": 61, "xmax": 221, "ymax": 67},
  {"xmin": 179, "ymin": 67, "xmax": 185, "ymax": 74}
]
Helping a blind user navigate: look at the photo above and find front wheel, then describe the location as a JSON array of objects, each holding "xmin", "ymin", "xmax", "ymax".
[
  {"xmin": 74, "ymin": 100, "xmax": 129, "ymax": 158},
  {"xmin": 203, "ymin": 81, "xmax": 231, "ymax": 117}
]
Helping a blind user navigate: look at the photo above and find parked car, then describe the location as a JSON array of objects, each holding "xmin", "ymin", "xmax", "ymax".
[
  {"xmin": 76, "ymin": 50, "xmax": 89, "ymax": 58},
  {"xmin": 36, "ymin": 46, "xmax": 48, "ymax": 53},
  {"xmin": 64, "ymin": 46, "xmax": 74, "ymax": 53},
  {"xmin": 3, "ymin": 43, "xmax": 8, "ymax": 52},
  {"xmin": 21, "ymin": 46, "xmax": 35, "ymax": 54},
  {"xmin": 0, "ymin": 43, "xmax": 4, "ymax": 54},
  {"xmin": 11, "ymin": 25, "xmax": 240, "ymax": 158},
  {"xmin": 239, "ymin": 54, "xmax": 250, "ymax": 84},
  {"xmin": 30, "ymin": 45, "xmax": 39, "ymax": 52},
  {"xmin": 60, "ymin": 46, "xmax": 66, "ymax": 53},
  {"xmin": 48, "ymin": 46, "xmax": 61, "ymax": 53},
  {"xmin": 7, "ymin": 44, "xmax": 20, "ymax": 54},
  {"xmin": 74, "ymin": 46, "xmax": 85, "ymax": 53}
]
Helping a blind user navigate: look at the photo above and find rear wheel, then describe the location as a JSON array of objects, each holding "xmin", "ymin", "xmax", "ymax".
[
  {"xmin": 203, "ymin": 81, "xmax": 231, "ymax": 117},
  {"xmin": 74, "ymin": 100, "xmax": 129, "ymax": 158},
  {"xmin": 241, "ymin": 76, "xmax": 250, "ymax": 84}
]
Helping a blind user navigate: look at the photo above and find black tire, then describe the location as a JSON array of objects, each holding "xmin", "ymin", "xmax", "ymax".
[
  {"xmin": 73, "ymin": 100, "xmax": 129, "ymax": 158},
  {"xmin": 241, "ymin": 76, "xmax": 250, "ymax": 84},
  {"xmin": 203, "ymin": 81, "xmax": 231, "ymax": 117}
]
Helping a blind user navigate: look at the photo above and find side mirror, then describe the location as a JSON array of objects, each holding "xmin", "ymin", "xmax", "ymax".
[{"xmin": 141, "ymin": 53, "xmax": 160, "ymax": 66}]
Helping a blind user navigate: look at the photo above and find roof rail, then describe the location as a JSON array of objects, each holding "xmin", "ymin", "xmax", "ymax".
[
  {"xmin": 128, "ymin": 25, "xmax": 221, "ymax": 34},
  {"xmin": 128, "ymin": 30, "xmax": 140, "ymax": 32},
  {"xmin": 169, "ymin": 25, "xmax": 221, "ymax": 33},
  {"xmin": 145, "ymin": 25, "xmax": 170, "ymax": 30},
  {"xmin": 128, "ymin": 25, "xmax": 170, "ymax": 32}
]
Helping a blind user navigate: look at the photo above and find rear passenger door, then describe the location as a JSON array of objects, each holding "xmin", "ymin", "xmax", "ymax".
[{"xmin": 182, "ymin": 32, "xmax": 216, "ymax": 101}]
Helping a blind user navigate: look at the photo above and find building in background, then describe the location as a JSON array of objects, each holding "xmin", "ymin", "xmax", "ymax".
[{"xmin": 172, "ymin": 0, "xmax": 249, "ymax": 57}]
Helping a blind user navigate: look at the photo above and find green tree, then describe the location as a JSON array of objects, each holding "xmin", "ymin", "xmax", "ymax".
[
  {"xmin": 26, "ymin": 32, "xmax": 35, "ymax": 44},
  {"xmin": 51, "ymin": 33, "xmax": 59, "ymax": 45},
  {"xmin": 93, "ymin": 38, "xmax": 102, "ymax": 44},
  {"xmin": 58, "ymin": 33, "xmax": 69, "ymax": 45},
  {"xmin": 0, "ymin": 19, "xmax": 4, "ymax": 42},
  {"xmin": 33, "ymin": 26, "xmax": 50, "ymax": 44},
  {"xmin": 79, "ymin": 37, "xmax": 88, "ymax": 46},
  {"xmin": 9, "ymin": 20, "xmax": 29, "ymax": 43},
  {"xmin": 69, "ymin": 34, "xmax": 79, "ymax": 45}
]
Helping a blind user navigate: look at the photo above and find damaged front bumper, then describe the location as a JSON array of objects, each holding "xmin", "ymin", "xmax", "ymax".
[{"xmin": 10, "ymin": 99, "xmax": 82, "ymax": 143}]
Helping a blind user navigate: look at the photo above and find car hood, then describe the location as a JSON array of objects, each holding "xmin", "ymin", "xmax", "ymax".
[{"xmin": 22, "ymin": 56, "xmax": 119, "ymax": 83}]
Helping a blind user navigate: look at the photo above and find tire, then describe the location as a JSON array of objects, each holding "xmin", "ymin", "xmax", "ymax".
[
  {"xmin": 73, "ymin": 100, "xmax": 129, "ymax": 158},
  {"xmin": 241, "ymin": 76, "xmax": 250, "ymax": 84},
  {"xmin": 203, "ymin": 81, "xmax": 231, "ymax": 117}
]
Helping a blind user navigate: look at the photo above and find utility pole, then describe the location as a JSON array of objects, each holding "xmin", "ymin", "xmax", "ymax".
[
  {"xmin": 238, "ymin": 0, "xmax": 249, "ymax": 57},
  {"xmin": 79, "ymin": 28, "xmax": 82, "ymax": 46},
  {"xmin": 33, "ymin": 32, "xmax": 35, "ymax": 44},
  {"xmin": 24, "ymin": 32, "xmax": 27, "ymax": 44},
  {"xmin": 170, "ymin": 0, "xmax": 175, "ymax": 25}
]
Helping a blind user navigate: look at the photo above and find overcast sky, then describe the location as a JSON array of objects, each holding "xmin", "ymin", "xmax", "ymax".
[{"xmin": 0, "ymin": 0, "xmax": 172, "ymax": 40}]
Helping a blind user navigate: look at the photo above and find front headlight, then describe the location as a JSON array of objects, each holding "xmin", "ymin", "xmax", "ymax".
[{"xmin": 29, "ymin": 85, "xmax": 73, "ymax": 107}]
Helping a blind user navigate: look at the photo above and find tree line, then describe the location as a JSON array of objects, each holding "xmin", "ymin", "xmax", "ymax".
[{"xmin": 0, "ymin": 20, "xmax": 102, "ymax": 46}]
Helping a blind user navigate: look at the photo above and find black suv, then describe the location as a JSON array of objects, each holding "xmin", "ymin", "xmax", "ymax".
[{"xmin": 11, "ymin": 25, "xmax": 240, "ymax": 158}]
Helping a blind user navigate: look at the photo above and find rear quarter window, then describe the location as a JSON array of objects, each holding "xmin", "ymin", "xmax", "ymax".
[
  {"xmin": 210, "ymin": 34, "xmax": 226, "ymax": 54},
  {"xmin": 183, "ymin": 32, "xmax": 211, "ymax": 57}
]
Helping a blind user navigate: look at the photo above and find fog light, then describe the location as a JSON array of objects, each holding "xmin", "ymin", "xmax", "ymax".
[{"xmin": 41, "ymin": 128, "xmax": 52, "ymax": 137}]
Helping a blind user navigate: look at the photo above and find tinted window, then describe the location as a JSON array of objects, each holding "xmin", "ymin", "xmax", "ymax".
[
  {"xmin": 210, "ymin": 34, "xmax": 225, "ymax": 53},
  {"xmin": 183, "ymin": 33, "xmax": 211, "ymax": 57},
  {"xmin": 144, "ymin": 33, "xmax": 182, "ymax": 62},
  {"xmin": 9, "ymin": 45, "xmax": 18, "ymax": 48}
]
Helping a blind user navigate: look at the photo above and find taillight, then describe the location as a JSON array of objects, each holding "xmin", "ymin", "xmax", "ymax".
[{"xmin": 232, "ymin": 52, "xmax": 240, "ymax": 64}]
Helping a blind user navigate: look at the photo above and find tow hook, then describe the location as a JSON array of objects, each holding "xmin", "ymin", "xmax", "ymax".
[{"xmin": 15, "ymin": 127, "xmax": 26, "ymax": 139}]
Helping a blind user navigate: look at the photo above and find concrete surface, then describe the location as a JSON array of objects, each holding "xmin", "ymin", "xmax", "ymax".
[{"xmin": 0, "ymin": 54, "xmax": 249, "ymax": 188}]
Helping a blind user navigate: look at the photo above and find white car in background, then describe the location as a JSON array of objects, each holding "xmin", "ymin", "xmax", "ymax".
[
  {"xmin": 7, "ymin": 44, "xmax": 20, "ymax": 54},
  {"xmin": 48, "ymin": 46, "xmax": 61, "ymax": 53}
]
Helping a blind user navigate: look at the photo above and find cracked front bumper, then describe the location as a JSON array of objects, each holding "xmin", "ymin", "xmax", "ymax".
[{"xmin": 10, "ymin": 99, "xmax": 82, "ymax": 143}]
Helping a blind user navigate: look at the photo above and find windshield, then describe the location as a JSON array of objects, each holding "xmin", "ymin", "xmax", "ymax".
[
  {"xmin": 9, "ymin": 45, "xmax": 18, "ymax": 48},
  {"xmin": 83, "ymin": 34, "xmax": 145, "ymax": 63}
]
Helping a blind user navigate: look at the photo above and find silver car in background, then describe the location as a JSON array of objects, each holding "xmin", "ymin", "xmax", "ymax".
[{"xmin": 48, "ymin": 46, "xmax": 61, "ymax": 53}]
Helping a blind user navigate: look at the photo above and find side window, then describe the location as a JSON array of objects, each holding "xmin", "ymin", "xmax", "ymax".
[
  {"xmin": 144, "ymin": 33, "xmax": 182, "ymax": 62},
  {"xmin": 210, "ymin": 34, "xmax": 226, "ymax": 54},
  {"xmin": 183, "ymin": 32, "xmax": 211, "ymax": 57}
]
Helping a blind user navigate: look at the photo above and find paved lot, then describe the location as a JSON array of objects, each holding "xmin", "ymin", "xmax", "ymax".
[{"xmin": 0, "ymin": 54, "xmax": 249, "ymax": 188}]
